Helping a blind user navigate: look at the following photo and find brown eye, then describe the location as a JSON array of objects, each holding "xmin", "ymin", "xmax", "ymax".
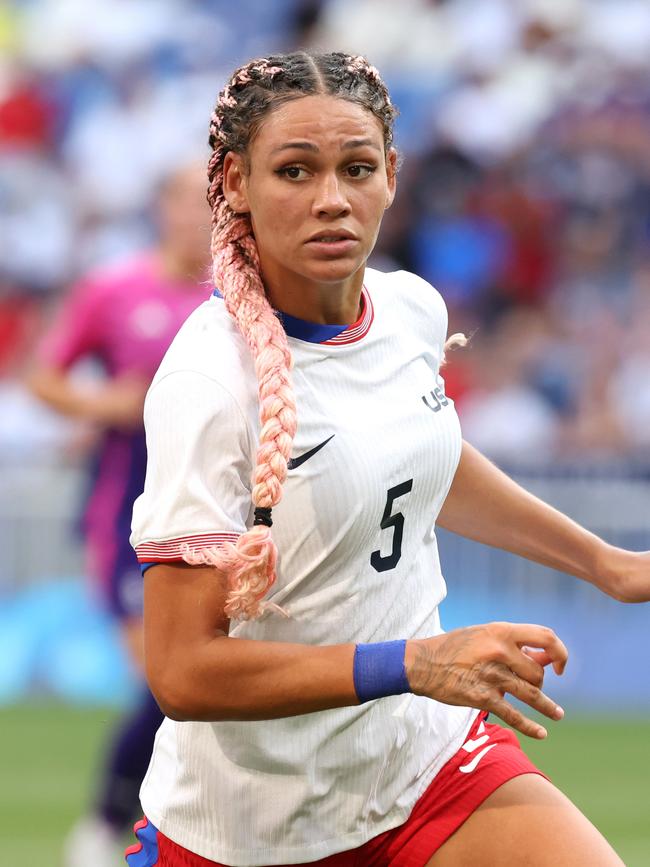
[
  {"xmin": 276, "ymin": 166, "xmax": 309, "ymax": 180},
  {"xmin": 347, "ymin": 165, "xmax": 375, "ymax": 179}
]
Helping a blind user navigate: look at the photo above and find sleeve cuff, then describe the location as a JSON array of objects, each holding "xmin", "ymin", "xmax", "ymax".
[{"xmin": 134, "ymin": 531, "xmax": 240, "ymax": 563}]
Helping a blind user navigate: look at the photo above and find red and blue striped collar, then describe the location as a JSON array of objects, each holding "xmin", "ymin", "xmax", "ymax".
[{"xmin": 211, "ymin": 286, "xmax": 374, "ymax": 346}]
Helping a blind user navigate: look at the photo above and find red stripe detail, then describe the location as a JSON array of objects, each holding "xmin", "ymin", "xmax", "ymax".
[
  {"xmin": 136, "ymin": 539, "xmax": 239, "ymax": 552},
  {"xmin": 322, "ymin": 286, "xmax": 374, "ymax": 345},
  {"xmin": 124, "ymin": 816, "xmax": 149, "ymax": 858},
  {"xmin": 328, "ymin": 288, "xmax": 372, "ymax": 340},
  {"xmin": 138, "ymin": 533, "xmax": 239, "ymax": 547},
  {"xmin": 135, "ymin": 532, "xmax": 240, "ymax": 562}
]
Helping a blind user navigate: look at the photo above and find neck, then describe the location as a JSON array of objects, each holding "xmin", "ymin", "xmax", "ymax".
[{"xmin": 260, "ymin": 262, "xmax": 366, "ymax": 325}]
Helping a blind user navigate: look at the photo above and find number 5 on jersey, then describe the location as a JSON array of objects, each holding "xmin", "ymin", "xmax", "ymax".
[{"xmin": 371, "ymin": 479, "xmax": 414, "ymax": 572}]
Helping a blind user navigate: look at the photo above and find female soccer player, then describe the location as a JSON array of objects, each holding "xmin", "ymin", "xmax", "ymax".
[
  {"xmin": 128, "ymin": 52, "xmax": 649, "ymax": 866},
  {"xmin": 29, "ymin": 163, "xmax": 210, "ymax": 867}
]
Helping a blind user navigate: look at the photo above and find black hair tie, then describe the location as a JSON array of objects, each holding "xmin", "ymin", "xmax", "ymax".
[{"xmin": 253, "ymin": 507, "xmax": 273, "ymax": 527}]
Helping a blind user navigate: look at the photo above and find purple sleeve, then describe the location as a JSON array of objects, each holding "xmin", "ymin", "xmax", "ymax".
[{"xmin": 37, "ymin": 277, "xmax": 106, "ymax": 370}]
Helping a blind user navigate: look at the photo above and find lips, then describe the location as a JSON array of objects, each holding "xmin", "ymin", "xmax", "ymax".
[
  {"xmin": 305, "ymin": 236, "xmax": 358, "ymax": 256},
  {"xmin": 306, "ymin": 229, "xmax": 357, "ymax": 243}
]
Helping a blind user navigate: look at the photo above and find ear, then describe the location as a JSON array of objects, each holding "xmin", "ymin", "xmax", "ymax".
[
  {"xmin": 384, "ymin": 147, "xmax": 398, "ymax": 210},
  {"xmin": 222, "ymin": 152, "xmax": 250, "ymax": 214}
]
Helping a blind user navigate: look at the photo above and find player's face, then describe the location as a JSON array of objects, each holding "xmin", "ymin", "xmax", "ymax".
[{"xmin": 223, "ymin": 95, "xmax": 396, "ymax": 307}]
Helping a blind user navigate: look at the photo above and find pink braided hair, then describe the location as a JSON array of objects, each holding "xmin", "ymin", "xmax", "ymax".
[
  {"xmin": 183, "ymin": 59, "xmax": 295, "ymax": 620},
  {"xmin": 183, "ymin": 52, "xmax": 398, "ymax": 620}
]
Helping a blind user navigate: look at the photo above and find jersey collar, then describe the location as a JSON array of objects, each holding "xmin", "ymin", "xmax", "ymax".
[{"xmin": 211, "ymin": 286, "xmax": 374, "ymax": 346}]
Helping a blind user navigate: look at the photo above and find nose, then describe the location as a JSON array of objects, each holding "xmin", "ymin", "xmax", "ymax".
[{"xmin": 311, "ymin": 171, "xmax": 350, "ymax": 218}]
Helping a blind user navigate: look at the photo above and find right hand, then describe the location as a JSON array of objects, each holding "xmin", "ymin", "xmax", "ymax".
[{"xmin": 405, "ymin": 622, "xmax": 568, "ymax": 739}]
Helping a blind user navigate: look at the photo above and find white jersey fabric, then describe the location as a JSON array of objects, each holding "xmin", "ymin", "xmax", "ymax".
[{"xmin": 130, "ymin": 267, "xmax": 477, "ymax": 866}]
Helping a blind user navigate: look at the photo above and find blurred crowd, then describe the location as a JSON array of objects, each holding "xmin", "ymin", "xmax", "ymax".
[{"xmin": 2, "ymin": 0, "xmax": 650, "ymax": 463}]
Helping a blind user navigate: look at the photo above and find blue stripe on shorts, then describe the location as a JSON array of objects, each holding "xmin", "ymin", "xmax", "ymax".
[{"xmin": 125, "ymin": 818, "xmax": 159, "ymax": 866}]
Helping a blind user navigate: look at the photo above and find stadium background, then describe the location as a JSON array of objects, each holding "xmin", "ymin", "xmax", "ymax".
[{"xmin": 0, "ymin": 0, "xmax": 649, "ymax": 863}]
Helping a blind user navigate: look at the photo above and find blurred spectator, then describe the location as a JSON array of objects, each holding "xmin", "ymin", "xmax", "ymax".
[
  {"xmin": 610, "ymin": 264, "xmax": 650, "ymax": 453},
  {"xmin": 0, "ymin": 153, "xmax": 76, "ymax": 290},
  {"xmin": 1, "ymin": 0, "xmax": 649, "ymax": 474},
  {"xmin": 456, "ymin": 308, "xmax": 560, "ymax": 460},
  {"xmin": 0, "ymin": 67, "xmax": 54, "ymax": 149},
  {"xmin": 0, "ymin": 288, "xmax": 77, "ymax": 459}
]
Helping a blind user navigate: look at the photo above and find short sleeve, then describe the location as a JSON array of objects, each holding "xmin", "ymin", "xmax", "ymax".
[
  {"xmin": 130, "ymin": 370, "xmax": 254, "ymax": 562},
  {"xmin": 37, "ymin": 278, "xmax": 105, "ymax": 369},
  {"xmin": 390, "ymin": 270, "xmax": 449, "ymax": 373}
]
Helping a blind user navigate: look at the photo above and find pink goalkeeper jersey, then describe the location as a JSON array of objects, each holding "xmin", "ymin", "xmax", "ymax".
[
  {"xmin": 38, "ymin": 253, "xmax": 209, "ymax": 607},
  {"xmin": 39, "ymin": 253, "xmax": 209, "ymax": 378}
]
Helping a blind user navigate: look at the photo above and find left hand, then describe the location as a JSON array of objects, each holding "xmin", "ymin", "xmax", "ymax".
[{"xmin": 596, "ymin": 546, "xmax": 650, "ymax": 603}]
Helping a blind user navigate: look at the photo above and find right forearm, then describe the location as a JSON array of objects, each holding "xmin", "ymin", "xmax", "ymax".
[
  {"xmin": 145, "ymin": 562, "xmax": 372, "ymax": 721},
  {"xmin": 28, "ymin": 366, "xmax": 146, "ymax": 428},
  {"xmin": 143, "ymin": 565, "xmax": 567, "ymax": 737},
  {"xmin": 28, "ymin": 368, "xmax": 98, "ymax": 421},
  {"xmin": 152, "ymin": 636, "xmax": 359, "ymax": 721}
]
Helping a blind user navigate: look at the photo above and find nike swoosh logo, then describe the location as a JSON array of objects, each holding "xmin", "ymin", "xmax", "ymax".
[
  {"xmin": 458, "ymin": 743, "xmax": 497, "ymax": 774},
  {"xmin": 287, "ymin": 435, "xmax": 335, "ymax": 470},
  {"xmin": 462, "ymin": 720, "xmax": 489, "ymax": 752}
]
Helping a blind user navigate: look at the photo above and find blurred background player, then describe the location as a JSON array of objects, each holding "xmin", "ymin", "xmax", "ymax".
[{"xmin": 28, "ymin": 161, "xmax": 211, "ymax": 867}]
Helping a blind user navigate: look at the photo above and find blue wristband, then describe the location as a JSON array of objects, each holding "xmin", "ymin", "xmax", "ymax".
[{"xmin": 353, "ymin": 640, "xmax": 411, "ymax": 703}]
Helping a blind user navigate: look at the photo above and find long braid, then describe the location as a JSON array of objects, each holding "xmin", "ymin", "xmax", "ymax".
[
  {"xmin": 184, "ymin": 52, "xmax": 397, "ymax": 620},
  {"xmin": 210, "ymin": 175, "xmax": 296, "ymax": 514},
  {"xmin": 183, "ymin": 65, "xmax": 296, "ymax": 620}
]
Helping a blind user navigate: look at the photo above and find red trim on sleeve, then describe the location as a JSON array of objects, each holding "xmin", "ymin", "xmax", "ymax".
[{"xmin": 135, "ymin": 532, "xmax": 240, "ymax": 562}]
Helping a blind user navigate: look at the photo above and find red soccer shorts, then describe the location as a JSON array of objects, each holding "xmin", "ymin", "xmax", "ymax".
[{"xmin": 125, "ymin": 712, "xmax": 546, "ymax": 867}]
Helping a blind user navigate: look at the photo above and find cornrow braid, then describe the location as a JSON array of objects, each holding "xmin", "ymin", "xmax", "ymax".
[{"xmin": 183, "ymin": 52, "xmax": 397, "ymax": 620}]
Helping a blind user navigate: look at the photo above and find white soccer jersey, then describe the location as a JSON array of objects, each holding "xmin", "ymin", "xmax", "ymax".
[{"xmin": 130, "ymin": 267, "xmax": 477, "ymax": 865}]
